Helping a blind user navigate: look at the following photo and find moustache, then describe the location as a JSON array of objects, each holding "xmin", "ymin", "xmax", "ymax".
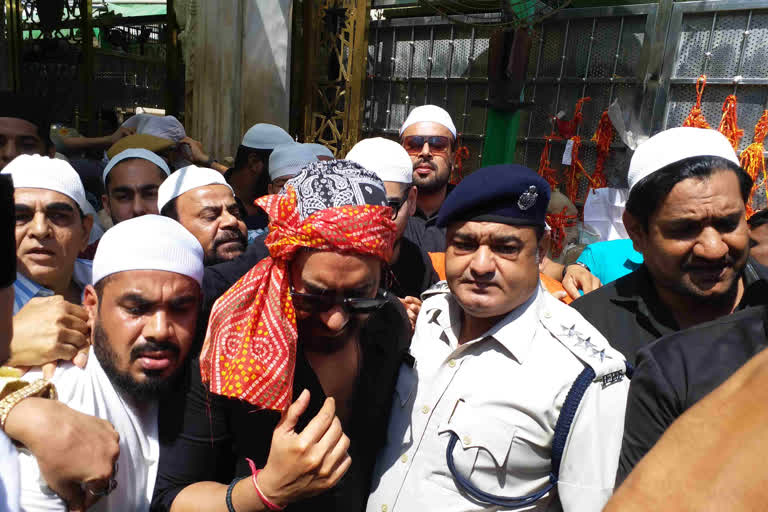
[
  {"xmin": 130, "ymin": 340, "xmax": 180, "ymax": 361},
  {"xmin": 414, "ymin": 159, "xmax": 437, "ymax": 171},
  {"xmin": 682, "ymin": 257, "xmax": 733, "ymax": 272},
  {"xmin": 213, "ymin": 230, "xmax": 246, "ymax": 250}
]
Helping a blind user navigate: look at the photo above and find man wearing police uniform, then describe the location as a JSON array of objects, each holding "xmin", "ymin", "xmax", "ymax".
[{"xmin": 367, "ymin": 164, "xmax": 629, "ymax": 512}]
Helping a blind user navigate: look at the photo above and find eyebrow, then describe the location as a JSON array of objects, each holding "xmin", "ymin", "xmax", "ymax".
[
  {"xmin": 452, "ymin": 232, "xmax": 523, "ymax": 244},
  {"xmin": 111, "ymin": 184, "xmax": 159, "ymax": 194},
  {"xmin": 118, "ymin": 293, "xmax": 155, "ymax": 306},
  {"xmin": 303, "ymin": 278, "xmax": 376, "ymax": 295},
  {"xmin": 15, "ymin": 202, "xmax": 76, "ymax": 213},
  {"xmin": 199, "ymin": 205, "xmax": 223, "ymax": 217}
]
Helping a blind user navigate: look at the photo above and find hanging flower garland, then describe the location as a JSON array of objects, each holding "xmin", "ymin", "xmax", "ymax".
[
  {"xmin": 537, "ymin": 130, "xmax": 561, "ymax": 189},
  {"xmin": 682, "ymin": 75, "xmax": 711, "ymax": 129},
  {"xmin": 450, "ymin": 137, "xmax": 470, "ymax": 184},
  {"xmin": 561, "ymin": 97, "xmax": 591, "ymax": 205},
  {"xmin": 546, "ymin": 206, "xmax": 578, "ymax": 257},
  {"xmin": 740, "ymin": 110, "xmax": 768, "ymax": 218},
  {"xmin": 718, "ymin": 94, "xmax": 744, "ymax": 151},
  {"xmin": 589, "ymin": 110, "xmax": 614, "ymax": 190}
]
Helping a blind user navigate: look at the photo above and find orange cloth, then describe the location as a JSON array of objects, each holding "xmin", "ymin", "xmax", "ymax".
[{"xmin": 427, "ymin": 252, "xmax": 572, "ymax": 304}]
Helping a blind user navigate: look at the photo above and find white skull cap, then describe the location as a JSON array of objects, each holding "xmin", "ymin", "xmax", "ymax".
[
  {"xmin": 2, "ymin": 154, "xmax": 89, "ymax": 213},
  {"xmin": 241, "ymin": 123, "xmax": 294, "ymax": 150},
  {"xmin": 157, "ymin": 165, "xmax": 233, "ymax": 212},
  {"xmin": 268, "ymin": 143, "xmax": 318, "ymax": 181},
  {"xmin": 399, "ymin": 105, "xmax": 457, "ymax": 139},
  {"xmin": 346, "ymin": 137, "xmax": 413, "ymax": 184}
]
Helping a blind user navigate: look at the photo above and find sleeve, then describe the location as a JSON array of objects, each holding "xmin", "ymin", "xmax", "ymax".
[
  {"xmin": 615, "ymin": 347, "xmax": 683, "ymax": 486},
  {"xmin": 151, "ymin": 357, "xmax": 236, "ymax": 511},
  {"xmin": 557, "ymin": 372, "xmax": 629, "ymax": 512},
  {"xmin": 576, "ymin": 244, "xmax": 598, "ymax": 274}
]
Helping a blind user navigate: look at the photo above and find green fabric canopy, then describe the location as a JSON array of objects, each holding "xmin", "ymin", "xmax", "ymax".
[{"xmin": 104, "ymin": 2, "xmax": 167, "ymax": 17}]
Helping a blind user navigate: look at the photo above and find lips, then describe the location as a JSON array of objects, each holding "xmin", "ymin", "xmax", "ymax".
[
  {"xmin": 136, "ymin": 351, "xmax": 177, "ymax": 372},
  {"xmin": 24, "ymin": 247, "xmax": 56, "ymax": 259}
]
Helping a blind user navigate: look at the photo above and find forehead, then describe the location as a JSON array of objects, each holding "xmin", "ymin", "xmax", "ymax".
[
  {"xmin": 178, "ymin": 184, "xmax": 235, "ymax": 207},
  {"xmin": 101, "ymin": 269, "xmax": 200, "ymax": 298},
  {"xmin": 15, "ymin": 187, "xmax": 77, "ymax": 209},
  {"xmin": 401, "ymin": 121, "xmax": 453, "ymax": 139},
  {"xmin": 109, "ymin": 159, "xmax": 165, "ymax": 187},
  {"xmin": 294, "ymin": 250, "xmax": 379, "ymax": 286},
  {"xmin": 0, "ymin": 117, "xmax": 40, "ymax": 137},
  {"xmin": 450, "ymin": 220, "xmax": 536, "ymax": 240},
  {"xmin": 656, "ymin": 171, "xmax": 743, "ymax": 217},
  {"xmin": 383, "ymin": 181, "xmax": 408, "ymax": 197}
]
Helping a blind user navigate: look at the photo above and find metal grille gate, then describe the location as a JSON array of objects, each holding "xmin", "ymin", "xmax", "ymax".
[{"xmin": 363, "ymin": 16, "xmax": 496, "ymax": 173}]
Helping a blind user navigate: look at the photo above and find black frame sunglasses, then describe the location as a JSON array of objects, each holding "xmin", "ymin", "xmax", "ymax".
[
  {"xmin": 290, "ymin": 285, "xmax": 390, "ymax": 314},
  {"xmin": 387, "ymin": 187, "xmax": 412, "ymax": 220},
  {"xmin": 401, "ymin": 135, "xmax": 452, "ymax": 155}
]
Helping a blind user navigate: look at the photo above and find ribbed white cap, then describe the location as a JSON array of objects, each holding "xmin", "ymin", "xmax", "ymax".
[
  {"xmin": 346, "ymin": 137, "xmax": 413, "ymax": 184},
  {"xmin": 628, "ymin": 127, "xmax": 740, "ymax": 192},
  {"xmin": 241, "ymin": 123, "xmax": 294, "ymax": 150},
  {"xmin": 103, "ymin": 148, "xmax": 171, "ymax": 184},
  {"xmin": 303, "ymin": 143, "xmax": 335, "ymax": 159},
  {"xmin": 399, "ymin": 105, "xmax": 457, "ymax": 138},
  {"xmin": 268, "ymin": 143, "xmax": 318, "ymax": 181},
  {"xmin": 157, "ymin": 165, "xmax": 233, "ymax": 212},
  {"xmin": 93, "ymin": 214, "xmax": 204, "ymax": 285},
  {"xmin": 121, "ymin": 114, "xmax": 186, "ymax": 143},
  {"xmin": 2, "ymin": 154, "xmax": 89, "ymax": 213}
]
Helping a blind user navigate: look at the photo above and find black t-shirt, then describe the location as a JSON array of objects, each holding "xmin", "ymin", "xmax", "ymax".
[
  {"xmin": 389, "ymin": 236, "xmax": 439, "ymax": 298},
  {"xmin": 571, "ymin": 261, "xmax": 768, "ymax": 364},
  {"xmin": 617, "ymin": 305, "xmax": 768, "ymax": 484},
  {"xmin": 151, "ymin": 297, "xmax": 411, "ymax": 511}
]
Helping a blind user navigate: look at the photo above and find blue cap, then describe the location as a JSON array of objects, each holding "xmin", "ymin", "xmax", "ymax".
[{"xmin": 436, "ymin": 164, "xmax": 551, "ymax": 228}]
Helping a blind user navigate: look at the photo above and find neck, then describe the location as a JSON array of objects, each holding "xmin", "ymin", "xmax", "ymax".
[
  {"xmin": 654, "ymin": 277, "xmax": 745, "ymax": 331},
  {"xmin": 417, "ymin": 184, "xmax": 448, "ymax": 218},
  {"xmin": 40, "ymin": 272, "xmax": 80, "ymax": 304},
  {"xmin": 304, "ymin": 334, "xmax": 361, "ymax": 426},
  {"xmin": 458, "ymin": 312, "xmax": 503, "ymax": 345},
  {"xmin": 229, "ymin": 169, "xmax": 260, "ymax": 216}
]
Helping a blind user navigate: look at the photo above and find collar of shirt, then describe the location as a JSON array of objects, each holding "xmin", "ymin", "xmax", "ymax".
[
  {"xmin": 13, "ymin": 258, "xmax": 93, "ymax": 314},
  {"xmin": 424, "ymin": 284, "xmax": 542, "ymax": 364}
]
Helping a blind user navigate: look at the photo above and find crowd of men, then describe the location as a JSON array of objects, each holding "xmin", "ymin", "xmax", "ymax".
[{"xmin": 3, "ymin": 90, "xmax": 768, "ymax": 512}]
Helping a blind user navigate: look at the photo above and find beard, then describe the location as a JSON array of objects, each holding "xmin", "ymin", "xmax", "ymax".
[
  {"xmin": 297, "ymin": 314, "xmax": 368, "ymax": 354},
  {"xmin": 205, "ymin": 228, "xmax": 247, "ymax": 265},
  {"xmin": 412, "ymin": 159, "xmax": 451, "ymax": 194},
  {"xmin": 92, "ymin": 321, "xmax": 182, "ymax": 401}
]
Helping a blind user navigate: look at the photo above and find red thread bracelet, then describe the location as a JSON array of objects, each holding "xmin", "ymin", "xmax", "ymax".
[{"xmin": 246, "ymin": 458, "xmax": 285, "ymax": 511}]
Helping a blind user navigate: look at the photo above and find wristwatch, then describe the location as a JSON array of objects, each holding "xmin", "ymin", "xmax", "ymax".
[{"xmin": 562, "ymin": 261, "xmax": 590, "ymax": 280}]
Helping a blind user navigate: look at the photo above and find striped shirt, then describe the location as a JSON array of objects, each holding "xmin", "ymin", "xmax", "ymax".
[{"xmin": 13, "ymin": 259, "xmax": 93, "ymax": 314}]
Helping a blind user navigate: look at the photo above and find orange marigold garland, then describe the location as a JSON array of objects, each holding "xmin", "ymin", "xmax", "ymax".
[
  {"xmin": 537, "ymin": 131, "xmax": 561, "ymax": 189},
  {"xmin": 718, "ymin": 94, "xmax": 744, "ymax": 151},
  {"xmin": 589, "ymin": 110, "xmax": 614, "ymax": 190},
  {"xmin": 561, "ymin": 97, "xmax": 591, "ymax": 205},
  {"xmin": 682, "ymin": 75, "xmax": 711, "ymax": 129},
  {"xmin": 451, "ymin": 138, "xmax": 470, "ymax": 184},
  {"xmin": 546, "ymin": 206, "xmax": 578, "ymax": 257},
  {"xmin": 740, "ymin": 110, "xmax": 768, "ymax": 218}
]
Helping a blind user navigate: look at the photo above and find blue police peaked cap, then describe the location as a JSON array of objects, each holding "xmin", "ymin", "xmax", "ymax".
[{"xmin": 436, "ymin": 164, "xmax": 551, "ymax": 228}]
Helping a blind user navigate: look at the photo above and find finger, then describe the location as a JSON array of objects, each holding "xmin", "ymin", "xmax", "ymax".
[
  {"xmin": 277, "ymin": 389, "xmax": 310, "ymax": 434},
  {"xmin": 563, "ymin": 277, "xmax": 580, "ymax": 300},
  {"xmin": 42, "ymin": 362, "xmax": 57, "ymax": 379},
  {"xmin": 312, "ymin": 416, "xmax": 343, "ymax": 460},
  {"xmin": 59, "ymin": 314, "xmax": 90, "ymax": 334},
  {"xmin": 325, "ymin": 452, "xmax": 352, "ymax": 487},
  {"xmin": 73, "ymin": 346, "xmax": 90, "ymax": 369},
  {"xmin": 58, "ymin": 327, "xmax": 89, "ymax": 350},
  {"xmin": 299, "ymin": 397, "xmax": 336, "ymax": 444},
  {"xmin": 62, "ymin": 302, "xmax": 90, "ymax": 321},
  {"xmin": 48, "ymin": 339, "xmax": 79, "ymax": 362},
  {"xmin": 553, "ymin": 291, "xmax": 568, "ymax": 300},
  {"xmin": 319, "ymin": 429, "xmax": 350, "ymax": 477}
]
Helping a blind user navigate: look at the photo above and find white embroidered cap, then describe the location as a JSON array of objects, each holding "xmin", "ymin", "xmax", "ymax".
[
  {"xmin": 2, "ymin": 154, "xmax": 89, "ymax": 213},
  {"xmin": 241, "ymin": 123, "xmax": 294, "ymax": 150},
  {"xmin": 399, "ymin": 105, "xmax": 457, "ymax": 139},
  {"xmin": 628, "ymin": 127, "xmax": 740, "ymax": 192},
  {"xmin": 92, "ymin": 214, "xmax": 204, "ymax": 285},
  {"xmin": 157, "ymin": 165, "xmax": 233, "ymax": 212},
  {"xmin": 346, "ymin": 137, "xmax": 413, "ymax": 184},
  {"xmin": 103, "ymin": 148, "xmax": 171, "ymax": 184},
  {"xmin": 268, "ymin": 143, "xmax": 318, "ymax": 181}
]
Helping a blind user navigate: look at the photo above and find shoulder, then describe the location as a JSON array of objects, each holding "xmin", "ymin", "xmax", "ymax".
[
  {"xmin": 539, "ymin": 290, "xmax": 627, "ymax": 378},
  {"xmin": 571, "ymin": 268, "xmax": 641, "ymax": 311}
]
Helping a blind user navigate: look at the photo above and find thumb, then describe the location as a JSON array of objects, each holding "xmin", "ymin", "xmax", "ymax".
[
  {"xmin": 73, "ymin": 346, "xmax": 90, "ymax": 369},
  {"xmin": 277, "ymin": 389, "xmax": 310, "ymax": 434},
  {"xmin": 42, "ymin": 362, "xmax": 57, "ymax": 380},
  {"xmin": 57, "ymin": 482, "xmax": 86, "ymax": 512}
]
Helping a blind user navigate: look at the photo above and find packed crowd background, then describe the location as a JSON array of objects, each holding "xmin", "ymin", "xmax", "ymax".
[{"xmin": 2, "ymin": 90, "xmax": 768, "ymax": 511}]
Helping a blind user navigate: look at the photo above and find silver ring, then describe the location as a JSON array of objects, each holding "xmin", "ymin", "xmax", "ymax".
[{"xmin": 85, "ymin": 477, "xmax": 118, "ymax": 497}]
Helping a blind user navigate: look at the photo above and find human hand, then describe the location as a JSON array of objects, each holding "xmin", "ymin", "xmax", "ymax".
[
  {"xmin": 9, "ymin": 296, "xmax": 90, "ymax": 369},
  {"xmin": 399, "ymin": 296, "xmax": 422, "ymax": 333},
  {"xmin": 179, "ymin": 136, "xmax": 211, "ymax": 166},
  {"xmin": 108, "ymin": 126, "xmax": 135, "ymax": 144},
  {"xmin": 4, "ymin": 397, "xmax": 120, "ymax": 512},
  {"xmin": 256, "ymin": 390, "xmax": 351, "ymax": 507},
  {"xmin": 562, "ymin": 264, "xmax": 601, "ymax": 300}
]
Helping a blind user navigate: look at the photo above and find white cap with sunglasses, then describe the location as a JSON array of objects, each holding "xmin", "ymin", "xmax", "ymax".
[
  {"xmin": 346, "ymin": 138, "xmax": 413, "ymax": 184},
  {"xmin": 399, "ymin": 104, "xmax": 457, "ymax": 139}
]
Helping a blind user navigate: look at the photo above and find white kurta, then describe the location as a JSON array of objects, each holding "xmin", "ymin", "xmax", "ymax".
[
  {"xmin": 18, "ymin": 354, "xmax": 159, "ymax": 512},
  {"xmin": 368, "ymin": 284, "xmax": 629, "ymax": 512}
]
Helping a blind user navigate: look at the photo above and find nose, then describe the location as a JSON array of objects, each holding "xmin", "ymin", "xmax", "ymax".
[
  {"xmin": 28, "ymin": 211, "xmax": 51, "ymax": 239},
  {"xmin": 468, "ymin": 245, "xmax": 496, "ymax": 279},
  {"xmin": 419, "ymin": 142, "xmax": 432, "ymax": 159},
  {"xmin": 317, "ymin": 304, "xmax": 350, "ymax": 334},
  {"xmin": 219, "ymin": 209, "xmax": 238, "ymax": 229},
  {"xmin": 144, "ymin": 309, "xmax": 172, "ymax": 342},
  {"xmin": 132, "ymin": 196, "xmax": 147, "ymax": 217},
  {"xmin": 693, "ymin": 226, "xmax": 729, "ymax": 261}
]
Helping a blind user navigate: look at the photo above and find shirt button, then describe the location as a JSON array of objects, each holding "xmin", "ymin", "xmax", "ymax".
[
  {"xmin": 421, "ymin": 405, "xmax": 430, "ymax": 414},
  {"xmin": 382, "ymin": 505, "xmax": 388, "ymax": 512},
  {"xmin": 463, "ymin": 435, "xmax": 472, "ymax": 445},
  {"xmin": 400, "ymin": 453, "xmax": 408, "ymax": 463},
  {"xmin": 448, "ymin": 359, "xmax": 456, "ymax": 368},
  {"xmin": 543, "ymin": 311, "xmax": 552, "ymax": 319}
]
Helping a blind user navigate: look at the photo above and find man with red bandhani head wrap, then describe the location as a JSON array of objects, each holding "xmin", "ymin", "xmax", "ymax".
[{"xmin": 153, "ymin": 160, "xmax": 412, "ymax": 512}]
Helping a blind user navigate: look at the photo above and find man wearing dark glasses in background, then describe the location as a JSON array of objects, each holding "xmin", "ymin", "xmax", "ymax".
[
  {"xmin": 399, "ymin": 105, "xmax": 458, "ymax": 254},
  {"xmin": 152, "ymin": 161, "xmax": 412, "ymax": 512}
]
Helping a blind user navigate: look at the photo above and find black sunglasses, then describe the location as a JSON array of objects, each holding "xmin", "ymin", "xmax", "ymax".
[
  {"xmin": 386, "ymin": 188, "xmax": 412, "ymax": 220},
  {"xmin": 290, "ymin": 285, "xmax": 390, "ymax": 314}
]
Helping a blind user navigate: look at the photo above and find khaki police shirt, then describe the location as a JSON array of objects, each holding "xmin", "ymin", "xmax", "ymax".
[{"xmin": 367, "ymin": 284, "xmax": 629, "ymax": 512}]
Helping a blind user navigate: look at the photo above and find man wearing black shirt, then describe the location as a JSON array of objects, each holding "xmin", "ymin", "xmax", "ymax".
[
  {"xmin": 152, "ymin": 160, "xmax": 410, "ymax": 511},
  {"xmin": 572, "ymin": 128, "xmax": 768, "ymax": 364}
]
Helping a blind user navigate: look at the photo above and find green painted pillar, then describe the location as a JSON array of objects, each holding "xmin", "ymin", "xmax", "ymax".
[{"xmin": 482, "ymin": 108, "xmax": 520, "ymax": 167}]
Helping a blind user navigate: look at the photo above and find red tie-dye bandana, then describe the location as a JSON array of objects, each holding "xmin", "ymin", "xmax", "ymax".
[{"xmin": 200, "ymin": 185, "xmax": 395, "ymax": 410}]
